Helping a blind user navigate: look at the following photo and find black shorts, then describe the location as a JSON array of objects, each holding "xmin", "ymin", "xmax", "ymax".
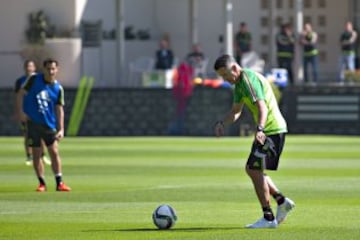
[
  {"xmin": 246, "ymin": 133, "xmax": 286, "ymax": 171},
  {"xmin": 26, "ymin": 121, "xmax": 57, "ymax": 147}
]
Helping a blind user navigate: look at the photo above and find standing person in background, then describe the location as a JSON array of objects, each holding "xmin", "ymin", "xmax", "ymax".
[
  {"xmin": 276, "ymin": 23, "xmax": 295, "ymax": 85},
  {"xmin": 169, "ymin": 59, "xmax": 194, "ymax": 135},
  {"xmin": 155, "ymin": 39, "xmax": 174, "ymax": 70},
  {"xmin": 339, "ymin": 21, "xmax": 357, "ymax": 83},
  {"xmin": 300, "ymin": 23, "xmax": 319, "ymax": 84},
  {"xmin": 186, "ymin": 43, "xmax": 206, "ymax": 78},
  {"xmin": 234, "ymin": 22, "xmax": 252, "ymax": 65},
  {"xmin": 14, "ymin": 60, "xmax": 51, "ymax": 166},
  {"xmin": 213, "ymin": 55, "xmax": 295, "ymax": 229},
  {"xmin": 15, "ymin": 58, "xmax": 71, "ymax": 192}
]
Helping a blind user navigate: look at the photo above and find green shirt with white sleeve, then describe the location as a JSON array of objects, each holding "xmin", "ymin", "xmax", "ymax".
[{"xmin": 233, "ymin": 68, "xmax": 287, "ymax": 135}]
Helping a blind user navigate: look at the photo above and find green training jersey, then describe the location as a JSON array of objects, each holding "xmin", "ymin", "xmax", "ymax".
[{"xmin": 233, "ymin": 69, "xmax": 287, "ymax": 135}]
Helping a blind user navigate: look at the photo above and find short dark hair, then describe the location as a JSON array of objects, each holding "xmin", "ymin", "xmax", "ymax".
[
  {"xmin": 213, "ymin": 54, "xmax": 235, "ymax": 71},
  {"xmin": 281, "ymin": 22, "xmax": 291, "ymax": 30},
  {"xmin": 23, "ymin": 59, "xmax": 35, "ymax": 68},
  {"xmin": 43, "ymin": 58, "xmax": 59, "ymax": 67}
]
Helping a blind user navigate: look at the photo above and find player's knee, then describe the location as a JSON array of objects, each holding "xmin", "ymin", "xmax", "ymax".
[
  {"xmin": 245, "ymin": 165, "xmax": 262, "ymax": 177},
  {"xmin": 245, "ymin": 165, "xmax": 254, "ymax": 176},
  {"xmin": 47, "ymin": 145, "xmax": 59, "ymax": 156}
]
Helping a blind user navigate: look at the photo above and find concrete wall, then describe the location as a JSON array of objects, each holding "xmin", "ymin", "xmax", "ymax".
[
  {"xmin": 0, "ymin": 0, "xmax": 84, "ymax": 51},
  {"xmin": 315, "ymin": 0, "xmax": 349, "ymax": 77},
  {"xmin": 78, "ymin": 0, "xmax": 354, "ymax": 85},
  {"xmin": 45, "ymin": 39, "xmax": 82, "ymax": 87},
  {"xmin": 0, "ymin": 0, "xmax": 86, "ymax": 87},
  {"xmin": 0, "ymin": 0, "xmax": 355, "ymax": 87},
  {"xmin": 81, "ymin": 0, "xmax": 261, "ymax": 86}
]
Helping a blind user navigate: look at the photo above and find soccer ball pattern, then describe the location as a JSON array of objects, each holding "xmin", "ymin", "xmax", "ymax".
[{"xmin": 152, "ymin": 204, "xmax": 177, "ymax": 230}]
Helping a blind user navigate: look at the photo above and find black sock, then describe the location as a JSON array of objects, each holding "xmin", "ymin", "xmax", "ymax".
[
  {"xmin": 38, "ymin": 177, "xmax": 46, "ymax": 186},
  {"xmin": 262, "ymin": 206, "xmax": 275, "ymax": 221},
  {"xmin": 273, "ymin": 192, "xmax": 285, "ymax": 205},
  {"xmin": 55, "ymin": 175, "xmax": 62, "ymax": 186}
]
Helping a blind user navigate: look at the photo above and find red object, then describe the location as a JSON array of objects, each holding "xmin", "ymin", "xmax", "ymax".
[
  {"xmin": 202, "ymin": 79, "xmax": 224, "ymax": 88},
  {"xmin": 56, "ymin": 182, "xmax": 71, "ymax": 192},
  {"xmin": 173, "ymin": 62, "xmax": 193, "ymax": 98},
  {"xmin": 172, "ymin": 62, "xmax": 194, "ymax": 115},
  {"xmin": 36, "ymin": 184, "xmax": 46, "ymax": 192}
]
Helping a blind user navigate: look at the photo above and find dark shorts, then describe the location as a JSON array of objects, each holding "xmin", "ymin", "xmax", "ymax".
[
  {"xmin": 26, "ymin": 121, "xmax": 57, "ymax": 147},
  {"xmin": 246, "ymin": 133, "xmax": 286, "ymax": 171}
]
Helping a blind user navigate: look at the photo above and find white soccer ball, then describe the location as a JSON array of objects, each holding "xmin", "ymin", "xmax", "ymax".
[{"xmin": 152, "ymin": 204, "xmax": 177, "ymax": 230}]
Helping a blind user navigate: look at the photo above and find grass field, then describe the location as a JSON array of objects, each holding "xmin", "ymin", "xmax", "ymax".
[{"xmin": 0, "ymin": 136, "xmax": 359, "ymax": 240}]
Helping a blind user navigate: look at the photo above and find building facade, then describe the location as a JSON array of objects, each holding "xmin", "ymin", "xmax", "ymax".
[{"xmin": 0, "ymin": 0, "xmax": 357, "ymax": 87}]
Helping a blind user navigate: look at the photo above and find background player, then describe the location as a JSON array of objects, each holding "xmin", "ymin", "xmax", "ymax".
[
  {"xmin": 15, "ymin": 58, "xmax": 71, "ymax": 192},
  {"xmin": 14, "ymin": 60, "xmax": 50, "ymax": 166}
]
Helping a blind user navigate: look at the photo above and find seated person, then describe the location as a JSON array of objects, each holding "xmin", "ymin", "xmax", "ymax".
[{"xmin": 155, "ymin": 39, "xmax": 174, "ymax": 70}]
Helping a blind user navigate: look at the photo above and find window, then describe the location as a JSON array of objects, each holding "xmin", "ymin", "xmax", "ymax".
[
  {"xmin": 261, "ymin": 35, "xmax": 269, "ymax": 45},
  {"xmin": 318, "ymin": 15, "xmax": 326, "ymax": 27},
  {"xmin": 276, "ymin": 16, "xmax": 283, "ymax": 26},
  {"xmin": 276, "ymin": 0, "xmax": 283, "ymax": 9},
  {"xmin": 261, "ymin": 53, "xmax": 269, "ymax": 62},
  {"xmin": 304, "ymin": 16, "xmax": 312, "ymax": 25},
  {"xmin": 261, "ymin": 0, "xmax": 269, "ymax": 9},
  {"xmin": 318, "ymin": 0, "xmax": 326, "ymax": 8},
  {"xmin": 318, "ymin": 33, "xmax": 326, "ymax": 44},
  {"xmin": 289, "ymin": 16, "xmax": 294, "ymax": 26},
  {"xmin": 304, "ymin": 0, "xmax": 312, "ymax": 8},
  {"xmin": 261, "ymin": 17, "xmax": 269, "ymax": 27},
  {"xmin": 319, "ymin": 51, "xmax": 327, "ymax": 62},
  {"xmin": 288, "ymin": 0, "xmax": 294, "ymax": 9}
]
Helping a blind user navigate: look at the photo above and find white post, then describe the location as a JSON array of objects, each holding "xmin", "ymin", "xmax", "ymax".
[
  {"xmin": 189, "ymin": 0, "xmax": 199, "ymax": 47},
  {"xmin": 224, "ymin": 0, "xmax": 233, "ymax": 56},
  {"xmin": 115, "ymin": 0, "xmax": 125, "ymax": 86},
  {"xmin": 269, "ymin": 0, "xmax": 277, "ymax": 68},
  {"xmin": 294, "ymin": 0, "xmax": 303, "ymax": 84}
]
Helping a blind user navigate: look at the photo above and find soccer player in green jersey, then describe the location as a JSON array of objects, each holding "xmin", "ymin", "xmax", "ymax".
[{"xmin": 213, "ymin": 54, "xmax": 294, "ymax": 228}]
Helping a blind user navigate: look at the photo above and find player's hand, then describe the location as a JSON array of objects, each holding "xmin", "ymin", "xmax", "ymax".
[
  {"xmin": 15, "ymin": 112, "xmax": 28, "ymax": 123},
  {"xmin": 55, "ymin": 129, "xmax": 64, "ymax": 141},
  {"xmin": 255, "ymin": 131, "xmax": 266, "ymax": 145},
  {"xmin": 214, "ymin": 121, "xmax": 225, "ymax": 137}
]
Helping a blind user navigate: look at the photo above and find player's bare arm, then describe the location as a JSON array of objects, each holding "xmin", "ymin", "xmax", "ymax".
[
  {"xmin": 214, "ymin": 102, "xmax": 244, "ymax": 137},
  {"xmin": 255, "ymin": 99, "xmax": 268, "ymax": 145},
  {"xmin": 15, "ymin": 88, "xmax": 28, "ymax": 122},
  {"xmin": 55, "ymin": 105, "xmax": 64, "ymax": 140}
]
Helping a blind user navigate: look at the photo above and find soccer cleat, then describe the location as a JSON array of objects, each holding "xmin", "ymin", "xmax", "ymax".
[
  {"xmin": 25, "ymin": 156, "xmax": 32, "ymax": 166},
  {"xmin": 36, "ymin": 184, "xmax": 46, "ymax": 192},
  {"xmin": 246, "ymin": 217, "xmax": 278, "ymax": 229},
  {"xmin": 41, "ymin": 155, "xmax": 51, "ymax": 165},
  {"xmin": 56, "ymin": 182, "xmax": 71, "ymax": 192},
  {"xmin": 276, "ymin": 197, "xmax": 295, "ymax": 224}
]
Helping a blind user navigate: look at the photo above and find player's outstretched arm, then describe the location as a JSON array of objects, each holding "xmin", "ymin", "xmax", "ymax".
[{"xmin": 214, "ymin": 102, "xmax": 243, "ymax": 137}]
